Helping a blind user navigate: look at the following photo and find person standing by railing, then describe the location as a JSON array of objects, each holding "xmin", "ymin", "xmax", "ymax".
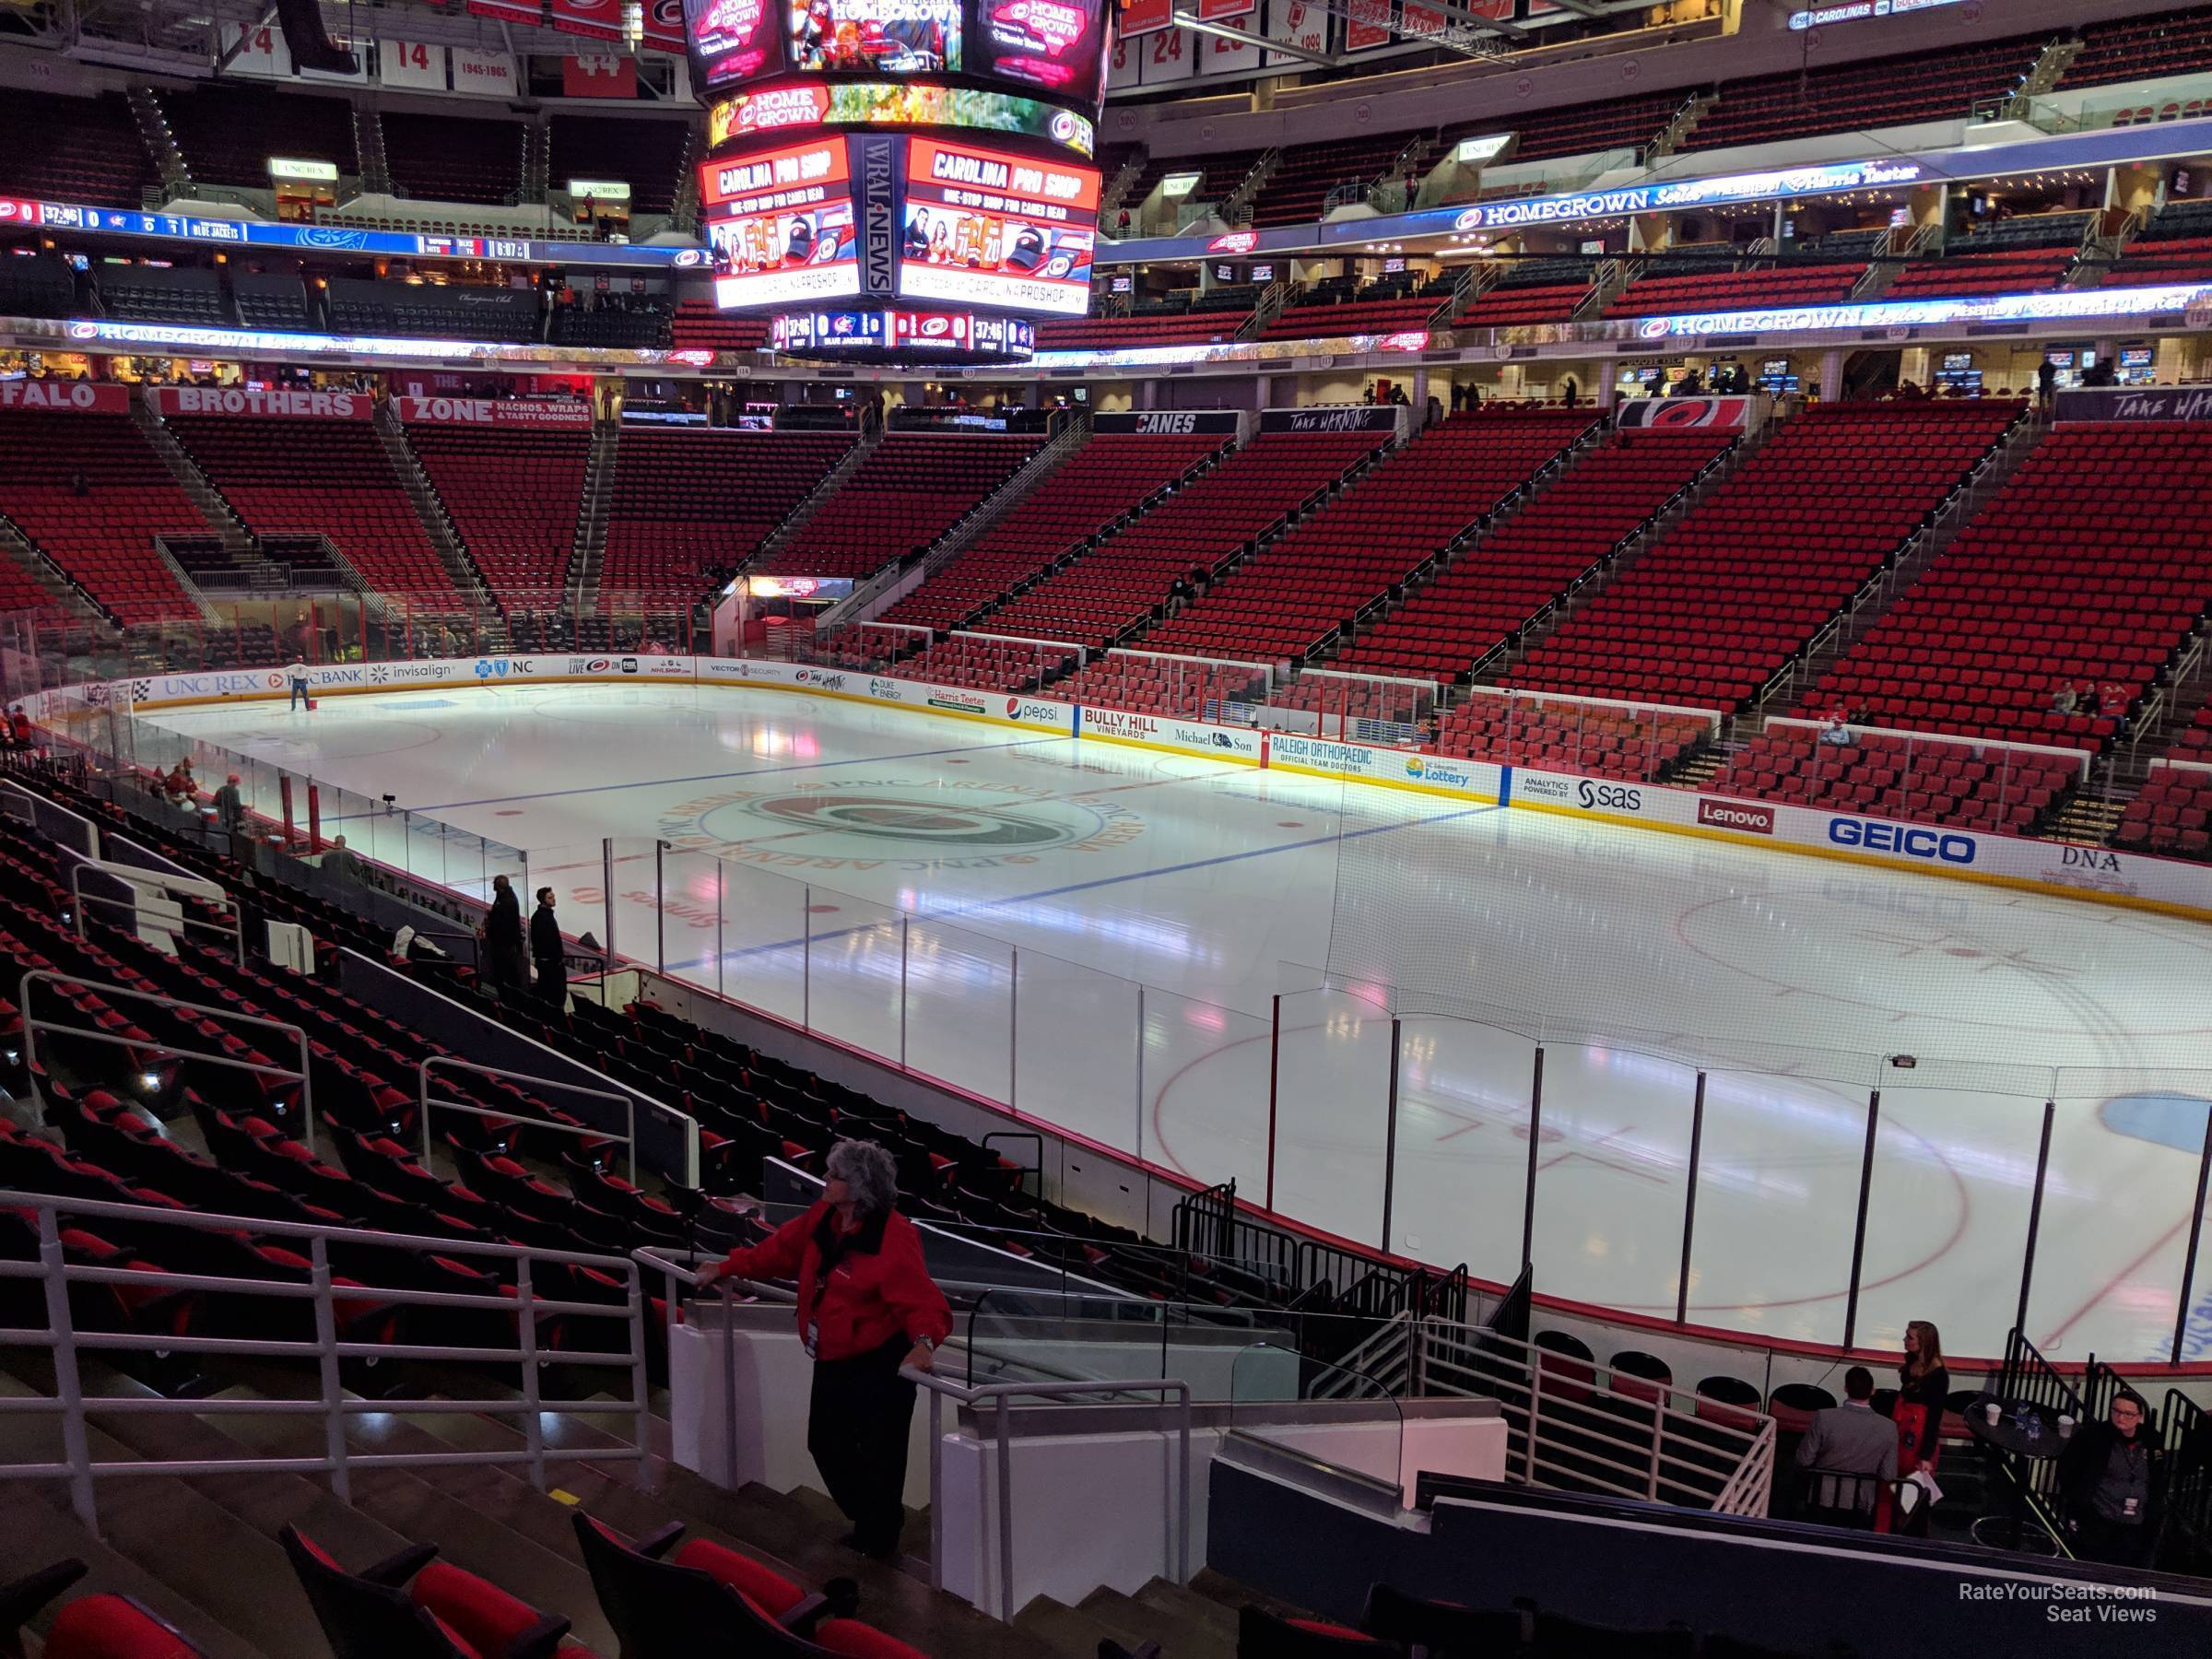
[{"xmin": 698, "ymin": 1140, "xmax": 951, "ymax": 1560}]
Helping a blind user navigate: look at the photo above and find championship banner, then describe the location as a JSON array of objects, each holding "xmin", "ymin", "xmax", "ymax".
[
  {"xmin": 150, "ymin": 386, "xmax": 372, "ymax": 419},
  {"xmin": 1118, "ymin": 0, "xmax": 1172, "ymax": 36},
  {"xmin": 467, "ymin": 0, "xmax": 544, "ymax": 27},
  {"xmin": 641, "ymin": 0, "xmax": 687, "ymax": 53},
  {"xmin": 550, "ymin": 0, "xmax": 628, "ymax": 40},
  {"xmin": 394, "ymin": 396, "xmax": 594, "ymax": 429},
  {"xmin": 0, "ymin": 380, "xmax": 130, "ymax": 413},
  {"xmin": 1615, "ymin": 394, "xmax": 1754, "ymax": 430}
]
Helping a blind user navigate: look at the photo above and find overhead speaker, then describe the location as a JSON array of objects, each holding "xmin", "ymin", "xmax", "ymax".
[{"xmin": 274, "ymin": 0, "xmax": 359, "ymax": 75}]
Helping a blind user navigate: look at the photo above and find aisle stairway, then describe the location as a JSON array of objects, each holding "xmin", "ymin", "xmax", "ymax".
[{"xmin": 0, "ymin": 1343, "xmax": 1243, "ymax": 1657}]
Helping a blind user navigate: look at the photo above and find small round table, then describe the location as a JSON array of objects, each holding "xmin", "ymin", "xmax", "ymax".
[{"xmin": 1964, "ymin": 1395, "xmax": 2071, "ymax": 1552}]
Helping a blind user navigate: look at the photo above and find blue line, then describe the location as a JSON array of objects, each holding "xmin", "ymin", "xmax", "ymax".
[
  {"xmin": 320, "ymin": 735, "xmax": 1056, "ymax": 820},
  {"xmin": 659, "ymin": 800, "xmax": 1502, "ymax": 973}
]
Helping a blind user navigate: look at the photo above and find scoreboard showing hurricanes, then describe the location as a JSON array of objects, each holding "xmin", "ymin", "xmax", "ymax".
[{"xmin": 684, "ymin": 0, "xmax": 1106, "ymax": 363}]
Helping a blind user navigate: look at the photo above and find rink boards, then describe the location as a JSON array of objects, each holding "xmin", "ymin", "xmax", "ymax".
[{"xmin": 60, "ymin": 651, "xmax": 2212, "ymax": 923}]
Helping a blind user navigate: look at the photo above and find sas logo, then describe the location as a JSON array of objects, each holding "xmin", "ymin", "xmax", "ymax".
[
  {"xmin": 1828, "ymin": 817, "xmax": 1975, "ymax": 865},
  {"xmin": 1576, "ymin": 781, "xmax": 1643, "ymax": 813},
  {"xmin": 1697, "ymin": 797, "xmax": 1773, "ymax": 835}
]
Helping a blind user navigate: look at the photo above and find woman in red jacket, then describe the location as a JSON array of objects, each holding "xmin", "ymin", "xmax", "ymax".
[{"xmin": 700, "ymin": 1139, "xmax": 952, "ymax": 1559}]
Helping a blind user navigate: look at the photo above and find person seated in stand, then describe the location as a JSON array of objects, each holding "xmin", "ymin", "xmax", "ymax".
[
  {"xmin": 1819, "ymin": 708, "xmax": 1854, "ymax": 747},
  {"xmin": 162, "ymin": 757, "xmax": 197, "ymax": 806},
  {"xmin": 2053, "ymin": 682, "xmax": 2079, "ymax": 716},
  {"xmin": 1795, "ymin": 1366, "xmax": 1900, "ymax": 1523}
]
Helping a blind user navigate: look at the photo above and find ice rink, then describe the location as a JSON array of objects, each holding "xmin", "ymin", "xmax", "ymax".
[{"xmin": 138, "ymin": 680, "xmax": 2212, "ymax": 1363}]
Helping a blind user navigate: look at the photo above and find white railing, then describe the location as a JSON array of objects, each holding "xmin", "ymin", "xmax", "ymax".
[
  {"xmin": 0, "ymin": 1190, "xmax": 650, "ymax": 1532},
  {"xmin": 23, "ymin": 969, "xmax": 314, "ymax": 1152},
  {"xmin": 639, "ymin": 1249, "xmax": 1192, "ymax": 1623},
  {"xmin": 417, "ymin": 1055, "xmax": 700, "ymax": 1191}
]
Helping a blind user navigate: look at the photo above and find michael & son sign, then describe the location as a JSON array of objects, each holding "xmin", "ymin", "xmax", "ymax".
[{"xmin": 93, "ymin": 654, "xmax": 2212, "ymax": 923}]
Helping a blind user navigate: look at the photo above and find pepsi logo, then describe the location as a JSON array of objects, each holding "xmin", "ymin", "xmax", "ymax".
[{"xmin": 1006, "ymin": 698, "xmax": 1021, "ymax": 717}]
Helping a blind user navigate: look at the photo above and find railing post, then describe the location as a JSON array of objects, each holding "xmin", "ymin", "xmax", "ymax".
[
  {"xmin": 899, "ymin": 915, "xmax": 909, "ymax": 1067},
  {"xmin": 515, "ymin": 1255, "xmax": 547, "ymax": 1489},
  {"xmin": 1521, "ymin": 1045, "xmax": 1544, "ymax": 1271},
  {"xmin": 926, "ymin": 1382, "xmax": 945, "ymax": 1591},
  {"xmin": 2172, "ymin": 1101, "xmax": 2212, "ymax": 1366},
  {"xmin": 600, "ymin": 839, "xmax": 617, "ymax": 979},
  {"xmin": 1008, "ymin": 947, "xmax": 1018, "ymax": 1111},
  {"xmin": 802, "ymin": 885, "xmax": 812, "ymax": 1031},
  {"xmin": 1380, "ymin": 1017, "xmax": 1402, "ymax": 1253},
  {"xmin": 1265, "ymin": 993, "xmax": 1281, "ymax": 1212},
  {"xmin": 654, "ymin": 840, "xmax": 666, "ymax": 975},
  {"xmin": 309, "ymin": 1234, "xmax": 350, "ymax": 1503},
  {"xmin": 39, "ymin": 1206, "xmax": 98, "ymax": 1533},
  {"xmin": 1134, "ymin": 984, "xmax": 1145, "ymax": 1165},
  {"xmin": 721, "ymin": 1281, "xmax": 740, "ymax": 1488},
  {"xmin": 1842, "ymin": 1089, "xmax": 1880, "ymax": 1352},
  {"xmin": 996, "ymin": 1392, "xmax": 1016, "ymax": 1622},
  {"xmin": 625, "ymin": 1263, "xmax": 650, "ymax": 1466},
  {"xmin": 1677, "ymin": 1071, "xmax": 1706, "ymax": 1324},
  {"xmin": 2017, "ymin": 1097, "xmax": 2055, "ymax": 1343},
  {"xmin": 1175, "ymin": 1382, "xmax": 1191, "ymax": 1586},
  {"xmin": 1524, "ymin": 1348, "xmax": 1544, "ymax": 1486}
]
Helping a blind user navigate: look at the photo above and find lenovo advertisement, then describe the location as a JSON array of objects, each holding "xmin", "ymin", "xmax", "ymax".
[{"xmin": 897, "ymin": 136, "xmax": 1098, "ymax": 315}]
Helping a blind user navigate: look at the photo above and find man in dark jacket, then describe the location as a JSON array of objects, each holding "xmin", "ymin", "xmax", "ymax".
[
  {"xmin": 2059, "ymin": 1389, "xmax": 2164, "ymax": 1567},
  {"xmin": 530, "ymin": 887, "xmax": 566, "ymax": 1011},
  {"xmin": 482, "ymin": 874, "xmax": 529, "ymax": 995},
  {"xmin": 213, "ymin": 772, "xmax": 244, "ymax": 846}
]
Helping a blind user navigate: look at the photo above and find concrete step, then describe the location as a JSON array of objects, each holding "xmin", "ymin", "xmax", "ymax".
[
  {"xmin": 1014, "ymin": 1592, "xmax": 1129, "ymax": 1658},
  {"xmin": 1085, "ymin": 1583, "xmax": 1232, "ymax": 1657},
  {"xmin": 0, "ymin": 1373, "xmax": 327, "ymax": 1657},
  {"xmin": 1134, "ymin": 1575, "xmax": 1241, "ymax": 1646}
]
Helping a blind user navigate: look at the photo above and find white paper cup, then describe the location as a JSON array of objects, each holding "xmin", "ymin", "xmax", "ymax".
[
  {"xmin": 1983, "ymin": 1402, "xmax": 2002, "ymax": 1426},
  {"xmin": 2057, "ymin": 1415, "xmax": 2075, "ymax": 1437}
]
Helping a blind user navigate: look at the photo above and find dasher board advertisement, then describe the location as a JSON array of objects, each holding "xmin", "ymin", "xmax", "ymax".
[
  {"xmin": 701, "ymin": 137, "xmax": 862, "ymax": 307},
  {"xmin": 898, "ymin": 136, "xmax": 1098, "ymax": 316}
]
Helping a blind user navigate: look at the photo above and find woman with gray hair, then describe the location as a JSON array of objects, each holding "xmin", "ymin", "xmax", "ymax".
[{"xmin": 700, "ymin": 1138, "xmax": 951, "ymax": 1559}]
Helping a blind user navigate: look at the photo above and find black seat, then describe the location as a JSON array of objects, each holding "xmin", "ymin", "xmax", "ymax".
[
  {"xmin": 1359, "ymin": 1583, "xmax": 1524, "ymax": 1655},
  {"xmin": 571, "ymin": 1513, "xmax": 869, "ymax": 1659},
  {"xmin": 1237, "ymin": 1605, "xmax": 1404, "ymax": 1655}
]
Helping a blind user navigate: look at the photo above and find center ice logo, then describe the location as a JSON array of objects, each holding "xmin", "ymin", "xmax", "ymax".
[{"xmin": 653, "ymin": 777, "xmax": 1144, "ymax": 872}]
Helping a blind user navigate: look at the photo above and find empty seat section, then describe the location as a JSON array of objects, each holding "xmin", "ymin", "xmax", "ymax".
[
  {"xmin": 1432, "ymin": 697, "xmax": 1713, "ymax": 782},
  {"xmin": 2090, "ymin": 199, "xmax": 2212, "ymax": 288},
  {"xmin": 164, "ymin": 414, "xmax": 461, "ymax": 602},
  {"xmin": 1262, "ymin": 289, "xmax": 1446, "ymax": 338},
  {"xmin": 1434, "ymin": 89, "xmax": 1680, "ymax": 185},
  {"xmin": 978, "ymin": 430, "xmax": 1387, "ymax": 648},
  {"xmin": 547, "ymin": 114, "xmax": 688, "ymax": 215},
  {"xmin": 896, "ymin": 635, "xmax": 1080, "ymax": 691},
  {"xmin": 1681, "ymin": 34, "xmax": 2048, "ymax": 151},
  {"xmin": 1455, "ymin": 262, "xmax": 1598, "ymax": 328},
  {"xmin": 232, "ymin": 269, "xmax": 313, "ymax": 330},
  {"xmin": 380, "ymin": 110, "xmax": 525, "ymax": 206},
  {"xmin": 1249, "ymin": 135, "xmax": 1405, "ymax": 227},
  {"xmin": 668, "ymin": 300, "xmax": 771, "ymax": 353},
  {"xmin": 0, "ymin": 408, "xmax": 206, "ymax": 623},
  {"xmin": 602, "ymin": 429, "xmax": 853, "ymax": 601},
  {"xmin": 1504, "ymin": 400, "xmax": 2022, "ymax": 710},
  {"xmin": 95, "ymin": 265, "xmax": 231, "ymax": 325},
  {"xmin": 1035, "ymin": 306, "xmax": 1250, "ymax": 349},
  {"xmin": 2117, "ymin": 759, "xmax": 2212, "ymax": 859},
  {"xmin": 1604, "ymin": 258, "xmax": 1865, "ymax": 318},
  {"xmin": 324, "ymin": 277, "xmax": 541, "ymax": 344},
  {"xmin": 0, "ymin": 89, "xmax": 160, "ymax": 206},
  {"xmin": 406, "ymin": 422, "xmax": 591, "ymax": 608},
  {"xmin": 1146, "ymin": 409, "xmax": 1595, "ymax": 665},
  {"xmin": 159, "ymin": 85, "xmax": 357, "ymax": 187},
  {"xmin": 2060, "ymin": 5, "xmax": 2212, "ymax": 89},
  {"xmin": 1807, "ymin": 421, "xmax": 2212, "ymax": 755},
  {"xmin": 881, "ymin": 433, "xmax": 1225, "ymax": 630},
  {"xmin": 754, "ymin": 434, "xmax": 1039, "ymax": 580},
  {"xmin": 1704, "ymin": 724, "xmax": 2078, "ymax": 833},
  {"xmin": 1886, "ymin": 244, "xmax": 2077, "ymax": 300},
  {"xmin": 1335, "ymin": 428, "xmax": 1733, "ymax": 685},
  {"xmin": 0, "ymin": 254, "xmax": 80, "ymax": 322},
  {"xmin": 1048, "ymin": 652, "xmax": 1269, "ymax": 714}
]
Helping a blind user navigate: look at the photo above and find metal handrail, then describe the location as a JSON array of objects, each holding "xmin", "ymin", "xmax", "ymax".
[
  {"xmin": 21, "ymin": 968, "xmax": 315, "ymax": 1154},
  {"xmin": 910, "ymin": 1367, "xmax": 1191, "ymax": 1622},
  {"xmin": 643, "ymin": 1250, "xmax": 1192, "ymax": 1622},
  {"xmin": 65, "ymin": 853, "xmax": 243, "ymax": 966},
  {"xmin": 0, "ymin": 1189, "xmax": 649, "ymax": 1531},
  {"xmin": 418, "ymin": 1054, "xmax": 699, "ymax": 1190}
]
